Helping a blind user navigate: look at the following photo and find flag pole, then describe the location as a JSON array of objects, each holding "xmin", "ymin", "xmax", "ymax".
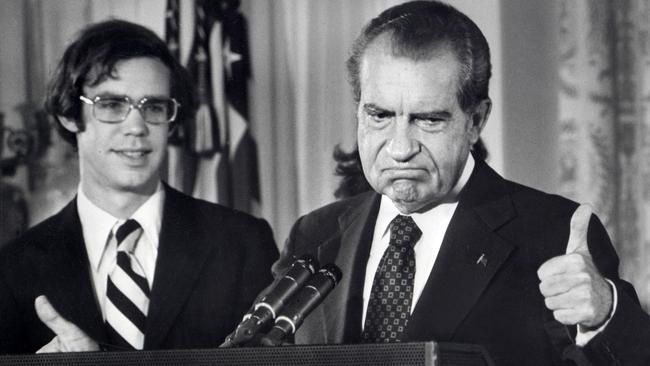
[{"xmin": 218, "ymin": 2, "xmax": 233, "ymax": 208}]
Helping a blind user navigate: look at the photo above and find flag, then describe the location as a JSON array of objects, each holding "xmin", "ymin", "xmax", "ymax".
[
  {"xmin": 187, "ymin": 0, "xmax": 221, "ymax": 156},
  {"xmin": 189, "ymin": 0, "xmax": 229, "ymax": 205},
  {"xmin": 164, "ymin": 0, "xmax": 195, "ymax": 193},
  {"xmin": 216, "ymin": 0, "xmax": 260, "ymax": 213},
  {"xmin": 165, "ymin": 0, "xmax": 260, "ymax": 214},
  {"xmin": 164, "ymin": 0, "xmax": 180, "ymax": 60}
]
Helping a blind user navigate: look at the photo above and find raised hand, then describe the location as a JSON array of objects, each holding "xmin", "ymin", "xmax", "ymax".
[
  {"xmin": 34, "ymin": 295, "xmax": 99, "ymax": 353},
  {"xmin": 537, "ymin": 205, "xmax": 613, "ymax": 329}
]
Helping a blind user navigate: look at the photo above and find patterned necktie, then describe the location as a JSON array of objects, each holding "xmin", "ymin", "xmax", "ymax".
[
  {"xmin": 362, "ymin": 215, "xmax": 422, "ymax": 343},
  {"xmin": 106, "ymin": 219, "xmax": 150, "ymax": 350}
]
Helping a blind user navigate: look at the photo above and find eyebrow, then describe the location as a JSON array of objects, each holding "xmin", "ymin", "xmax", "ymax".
[
  {"xmin": 92, "ymin": 92, "xmax": 171, "ymax": 100},
  {"xmin": 363, "ymin": 104, "xmax": 394, "ymax": 116},
  {"xmin": 411, "ymin": 111, "xmax": 452, "ymax": 120},
  {"xmin": 362, "ymin": 103, "xmax": 452, "ymax": 119},
  {"xmin": 92, "ymin": 92, "xmax": 128, "ymax": 99}
]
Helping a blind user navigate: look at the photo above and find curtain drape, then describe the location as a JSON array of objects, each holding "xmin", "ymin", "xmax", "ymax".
[
  {"xmin": 557, "ymin": 0, "xmax": 650, "ymax": 309},
  {"xmin": 245, "ymin": 0, "xmax": 406, "ymax": 244}
]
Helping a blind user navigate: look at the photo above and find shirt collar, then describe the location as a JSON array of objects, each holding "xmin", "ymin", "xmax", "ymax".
[
  {"xmin": 77, "ymin": 183, "xmax": 165, "ymax": 271},
  {"xmin": 78, "ymin": 187, "xmax": 118, "ymax": 272},
  {"xmin": 376, "ymin": 154, "xmax": 475, "ymax": 237},
  {"xmin": 130, "ymin": 184, "xmax": 164, "ymax": 253}
]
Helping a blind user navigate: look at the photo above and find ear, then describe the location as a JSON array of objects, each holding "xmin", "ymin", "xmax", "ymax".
[
  {"xmin": 57, "ymin": 116, "xmax": 81, "ymax": 133},
  {"xmin": 468, "ymin": 98, "xmax": 491, "ymax": 144}
]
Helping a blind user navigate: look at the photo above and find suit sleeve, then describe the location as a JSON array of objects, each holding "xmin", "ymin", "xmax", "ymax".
[
  {"xmin": 271, "ymin": 216, "xmax": 305, "ymax": 279},
  {"xmin": 580, "ymin": 215, "xmax": 650, "ymax": 365},
  {"xmin": 581, "ymin": 281, "xmax": 650, "ymax": 366},
  {"xmin": 235, "ymin": 218, "xmax": 279, "ymax": 317},
  {"xmin": 250, "ymin": 215, "xmax": 310, "ymax": 308},
  {"xmin": 0, "ymin": 270, "xmax": 23, "ymax": 354}
]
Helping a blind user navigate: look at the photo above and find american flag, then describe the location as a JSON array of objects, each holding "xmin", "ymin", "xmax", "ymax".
[{"xmin": 165, "ymin": 0, "xmax": 259, "ymax": 213}]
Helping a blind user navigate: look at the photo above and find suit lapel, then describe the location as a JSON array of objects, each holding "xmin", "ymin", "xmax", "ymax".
[
  {"xmin": 143, "ymin": 186, "xmax": 218, "ymax": 349},
  {"xmin": 37, "ymin": 199, "xmax": 108, "ymax": 344},
  {"xmin": 406, "ymin": 161, "xmax": 516, "ymax": 341},
  {"xmin": 318, "ymin": 192, "xmax": 380, "ymax": 344}
]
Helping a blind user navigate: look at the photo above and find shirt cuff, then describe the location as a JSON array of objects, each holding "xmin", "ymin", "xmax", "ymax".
[{"xmin": 575, "ymin": 279, "xmax": 617, "ymax": 346}]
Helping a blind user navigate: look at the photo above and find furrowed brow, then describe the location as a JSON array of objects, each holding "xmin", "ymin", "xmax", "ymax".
[
  {"xmin": 410, "ymin": 110, "xmax": 452, "ymax": 120},
  {"xmin": 363, "ymin": 103, "xmax": 395, "ymax": 115}
]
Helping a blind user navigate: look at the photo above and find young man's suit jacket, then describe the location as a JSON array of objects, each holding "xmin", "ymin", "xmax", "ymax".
[
  {"xmin": 275, "ymin": 159, "xmax": 650, "ymax": 366},
  {"xmin": 0, "ymin": 184, "xmax": 278, "ymax": 353}
]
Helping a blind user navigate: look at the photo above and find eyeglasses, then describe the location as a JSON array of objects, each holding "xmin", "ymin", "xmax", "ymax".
[{"xmin": 79, "ymin": 95, "xmax": 180, "ymax": 124}]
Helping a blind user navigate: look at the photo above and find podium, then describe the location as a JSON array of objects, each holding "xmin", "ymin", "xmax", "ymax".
[{"xmin": 0, "ymin": 342, "xmax": 493, "ymax": 366}]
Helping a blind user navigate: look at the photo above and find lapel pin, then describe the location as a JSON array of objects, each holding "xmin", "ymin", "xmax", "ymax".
[{"xmin": 476, "ymin": 253, "xmax": 488, "ymax": 267}]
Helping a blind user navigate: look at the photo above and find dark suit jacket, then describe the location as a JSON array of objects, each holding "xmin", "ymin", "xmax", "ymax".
[
  {"xmin": 0, "ymin": 184, "xmax": 278, "ymax": 354},
  {"xmin": 275, "ymin": 160, "xmax": 650, "ymax": 366}
]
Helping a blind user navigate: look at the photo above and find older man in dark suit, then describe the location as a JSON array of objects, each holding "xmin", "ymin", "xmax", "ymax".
[
  {"xmin": 274, "ymin": 2, "xmax": 650, "ymax": 365},
  {"xmin": 0, "ymin": 20, "xmax": 278, "ymax": 354}
]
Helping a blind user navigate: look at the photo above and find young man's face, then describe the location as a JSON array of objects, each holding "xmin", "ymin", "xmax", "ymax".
[
  {"xmin": 357, "ymin": 37, "xmax": 486, "ymax": 214},
  {"xmin": 66, "ymin": 57, "xmax": 171, "ymax": 198}
]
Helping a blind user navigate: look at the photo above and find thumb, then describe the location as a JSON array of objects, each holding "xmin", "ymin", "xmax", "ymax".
[
  {"xmin": 34, "ymin": 295, "xmax": 85, "ymax": 342},
  {"xmin": 565, "ymin": 204, "xmax": 592, "ymax": 255}
]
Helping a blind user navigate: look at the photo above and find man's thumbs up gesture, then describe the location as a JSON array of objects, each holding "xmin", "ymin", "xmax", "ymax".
[{"xmin": 537, "ymin": 205, "xmax": 613, "ymax": 329}]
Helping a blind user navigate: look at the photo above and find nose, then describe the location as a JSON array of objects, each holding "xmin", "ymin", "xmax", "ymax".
[
  {"xmin": 122, "ymin": 107, "xmax": 149, "ymax": 136},
  {"xmin": 386, "ymin": 117, "xmax": 418, "ymax": 161}
]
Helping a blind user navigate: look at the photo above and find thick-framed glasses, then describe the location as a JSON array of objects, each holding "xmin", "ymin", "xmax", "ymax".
[{"xmin": 79, "ymin": 95, "xmax": 180, "ymax": 124}]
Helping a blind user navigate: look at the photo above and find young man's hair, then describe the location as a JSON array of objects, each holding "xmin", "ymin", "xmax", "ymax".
[{"xmin": 45, "ymin": 19, "xmax": 197, "ymax": 147}]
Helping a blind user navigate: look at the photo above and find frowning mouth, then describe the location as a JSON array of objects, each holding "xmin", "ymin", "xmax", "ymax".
[{"xmin": 382, "ymin": 167, "xmax": 427, "ymax": 179}]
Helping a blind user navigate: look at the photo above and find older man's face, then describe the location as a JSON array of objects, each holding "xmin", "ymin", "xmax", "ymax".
[{"xmin": 357, "ymin": 38, "xmax": 485, "ymax": 214}]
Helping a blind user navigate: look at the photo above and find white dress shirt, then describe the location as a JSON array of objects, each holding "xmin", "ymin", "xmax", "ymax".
[
  {"xmin": 77, "ymin": 183, "xmax": 164, "ymax": 320},
  {"xmin": 362, "ymin": 155, "xmax": 475, "ymax": 326},
  {"xmin": 360, "ymin": 155, "xmax": 615, "ymax": 346}
]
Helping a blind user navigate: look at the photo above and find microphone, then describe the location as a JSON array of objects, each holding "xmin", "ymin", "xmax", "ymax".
[
  {"xmin": 220, "ymin": 255, "xmax": 319, "ymax": 347},
  {"xmin": 260, "ymin": 263, "xmax": 342, "ymax": 346}
]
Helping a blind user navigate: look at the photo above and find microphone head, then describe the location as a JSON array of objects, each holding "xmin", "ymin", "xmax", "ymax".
[
  {"xmin": 221, "ymin": 255, "xmax": 320, "ymax": 347},
  {"xmin": 293, "ymin": 254, "xmax": 319, "ymax": 275},
  {"xmin": 259, "ymin": 263, "xmax": 343, "ymax": 345},
  {"xmin": 319, "ymin": 263, "xmax": 342, "ymax": 285}
]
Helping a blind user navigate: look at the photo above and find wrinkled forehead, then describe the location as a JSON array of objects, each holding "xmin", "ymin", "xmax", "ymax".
[
  {"xmin": 359, "ymin": 34, "xmax": 463, "ymax": 95},
  {"xmin": 378, "ymin": 30, "xmax": 456, "ymax": 63}
]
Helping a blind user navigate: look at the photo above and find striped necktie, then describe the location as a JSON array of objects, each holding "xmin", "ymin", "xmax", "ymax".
[
  {"xmin": 362, "ymin": 215, "xmax": 421, "ymax": 343},
  {"xmin": 106, "ymin": 219, "xmax": 150, "ymax": 350}
]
